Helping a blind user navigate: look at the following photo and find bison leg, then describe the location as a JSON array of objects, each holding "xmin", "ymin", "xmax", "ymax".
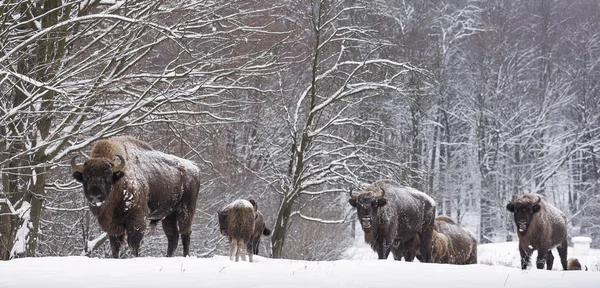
[
  {"xmin": 177, "ymin": 208, "xmax": 195, "ymax": 257},
  {"xmin": 230, "ymin": 237, "xmax": 238, "ymax": 261},
  {"xmin": 546, "ymin": 250, "xmax": 554, "ymax": 270},
  {"xmin": 519, "ymin": 247, "xmax": 531, "ymax": 270},
  {"xmin": 404, "ymin": 247, "xmax": 416, "ymax": 262},
  {"xmin": 238, "ymin": 239, "xmax": 250, "ymax": 262},
  {"xmin": 418, "ymin": 231, "xmax": 433, "ymax": 263},
  {"xmin": 109, "ymin": 235, "xmax": 125, "ymax": 259},
  {"xmin": 126, "ymin": 227, "xmax": 145, "ymax": 257},
  {"xmin": 376, "ymin": 243, "xmax": 386, "ymax": 259},
  {"xmin": 253, "ymin": 237, "xmax": 260, "ymax": 255},
  {"xmin": 535, "ymin": 250, "xmax": 548, "ymax": 269},
  {"xmin": 162, "ymin": 212, "xmax": 180, "ymax": 257},
  {"xmin": 557, "ymin": 239, "xmax": 568, "ymax": 270}
]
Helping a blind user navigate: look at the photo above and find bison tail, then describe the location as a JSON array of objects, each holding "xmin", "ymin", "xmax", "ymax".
[{"xmin": 263, "ymin": 227, "xmax": 272, "ymax": 236}]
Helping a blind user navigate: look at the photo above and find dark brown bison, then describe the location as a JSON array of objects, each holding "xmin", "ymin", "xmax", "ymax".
[
  {"xmin": 348, "ymin": 179, "xmax": 436, "ymax": 262},
  {"xmin": 247, "ymin": 210, "xmax": 271, "ymax": 255},
  {"xmin": 434, "ymin": 216, "xmax": 477, "ymax": 264},
  {"xmin": 217, "ymin": 199, "xmax": 257, "ymax": 262},
  {"xmin": 506, "ymin": 194, "xmax": 568, "ymax": 270},
  {"xmin": 567, "ymin": 258, "xmax": 587, "ymax": 271},
  {"xmin": 71, "ymin": 136, "xmax": 200, "ymax": 258}
]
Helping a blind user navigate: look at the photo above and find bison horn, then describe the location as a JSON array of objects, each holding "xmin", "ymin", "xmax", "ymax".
[
  {"xmin": 112, "ymin": 155, "xmax": 126, "ymax": 173},
  {"xmin": 71, "ymin": 156, "xmax": 84, "ymax": 173},
  {"xmin": 348, "ymin": 188, "xmax": 357, "ymax": 198},
  {"xmin": 380, "ymin": 187, "xmax": 386, "ymax": 198}
]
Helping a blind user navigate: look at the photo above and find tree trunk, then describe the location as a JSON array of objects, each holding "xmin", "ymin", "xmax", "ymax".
[{"xmin": 271, "ymin": 197, "xmax": 293, "ymax": 259}]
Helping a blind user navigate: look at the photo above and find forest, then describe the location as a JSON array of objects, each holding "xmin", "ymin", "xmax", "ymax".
[{"xmin": 1, "ymin": 0, "xmax": 600, "ymax": 260}]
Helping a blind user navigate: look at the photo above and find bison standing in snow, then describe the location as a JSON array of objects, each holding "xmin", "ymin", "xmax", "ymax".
[
  {"xmin": 434, "ymin": 216, "xmax": 477, "ymax": 264},
  {"xmin": 506, "ymin": 194, "xmax": 568, "ymax": 270},
  {"xmin": 71, "ymin": 136, "xmax": 201, "ymax": 258},
  {"xmin": 348, "ymin": 180, "xmax": 436, "ymax": 262},
  {"xmin": 218, "ymin": 199, "xmax": 258, "ymax": 262}
]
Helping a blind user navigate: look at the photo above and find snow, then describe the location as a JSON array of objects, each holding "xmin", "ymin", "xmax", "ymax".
[
  {"xmin": 1, "ymin": 249, "xmax": 600, "ymax": 288},
  {"xmin": 223, "ymin": 199, "xmax": 254, "ymax": 210},
  {"xmin": 10, "ymin": 201, "xmax": 31, "ymax": 258}
]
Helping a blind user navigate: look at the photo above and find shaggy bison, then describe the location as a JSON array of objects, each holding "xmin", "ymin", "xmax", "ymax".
[
  {"xmin": 434, "ymin": 216, "xmax": 477, "ymax": 264},
  {"xmin": 247, "ymin": 210, "xmax": 271, "ymax": 255},
  {"xmin": 348, "ymin": 179, "xmax": 436, "ymax": 262},
  {"xmin": 71, "ymin": 136, "xmax": 200, "ymax": 258},
  {"xmin": 506, "ymin": 194, "xmax": 568, "ymax": 270},
  {"xmin": 217, "ymin": 199, "xmax": 258, "ymax": 262}
]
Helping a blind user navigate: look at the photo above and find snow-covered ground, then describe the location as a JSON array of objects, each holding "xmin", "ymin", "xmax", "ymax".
[
  {"xmin": 0, "ymin": 252, "xmax": 599, "ymax": 288},
  {"xmin": 2, "ymin": 240, "xmax": 600, "ymax": 288}
]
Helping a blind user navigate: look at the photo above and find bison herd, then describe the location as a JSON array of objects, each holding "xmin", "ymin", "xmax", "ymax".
[{"xmin": 70, "ymin": 136, "xmax": 587, "ymax": 271}]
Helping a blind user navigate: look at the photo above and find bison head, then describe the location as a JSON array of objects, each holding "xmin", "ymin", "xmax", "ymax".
[
  {"xmin": 71, "ymin": 155, "xmax": 126, "ymax": 207},
  {"xmin": 506, "ymin": 196, "xmax": 541, "ymax": 235},
  {"xmin": 217, "ymin": 210, "xmax": 228, "ymax": 236},
  {"xmin": 348, "ymin": 187, "xmax": 388, "ymax": 231}
]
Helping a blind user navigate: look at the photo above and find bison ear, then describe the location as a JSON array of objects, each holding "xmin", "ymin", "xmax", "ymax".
[
  {"xmin": 533, "ymin": 204, "xmax": 541, "ymax": 213},
  {"xmin": 506, "ymin": 203, "xmax": 515, "ymax": 212},
  {"xmin": 377, "ymin": 198, "xmax": 387, "ymax": 207},
  {"xmin": 249, "ymin": 199, "xmax": 257, "ymax": 210},
  {"xmin": 348, "ymin": 199, "xmax": 357, "ymax": 207},
  {"xmin": 73, "ymin": 171, "xmax": 83, "ymax": 183}
]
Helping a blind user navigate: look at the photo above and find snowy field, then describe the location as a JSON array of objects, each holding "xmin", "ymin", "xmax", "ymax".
[{"xmin": 1, "ymin": 241, "xmax": 600, "ymax": 288}]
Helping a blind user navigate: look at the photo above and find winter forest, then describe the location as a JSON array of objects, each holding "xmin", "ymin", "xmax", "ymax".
[{"xmin": 1, "ymin": 0, "xmax": 600, "ymax": 261}]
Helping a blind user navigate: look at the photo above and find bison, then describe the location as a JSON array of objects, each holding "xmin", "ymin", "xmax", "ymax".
[
  {"xmin": 506, "ymin": 194, "xmax": 568, "ymax": 270},
  {"xmin": 71, "ymin": 136, "xmax": 200, "ymax": 258},
  {"xmin": 247, "ymin": 210, "xmax": 271, "ymax": 255},
  {"xmin": 567, "ymin": 258, "xmax": 587, "ymax": 271},
  {"xmin": 434, "ymin": 216, "xmax": 477, "ymax": 264},
  {"xmin": 348, "ymin": 179, "xmax": 436, "ymax": 262},
  {"xmin": 217, "ymin": 199, "xmax": 258, "ymax": 262},
  {"xmin": 431, "ymin": 230, "xmax": 451, "ymax": 264}
]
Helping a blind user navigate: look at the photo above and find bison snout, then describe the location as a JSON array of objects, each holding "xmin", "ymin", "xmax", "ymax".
[
  {"xmin": 87, "ymin": 194, "xmax": 105, "ymax": 207},
  {"xmin": 517, "ymin": 220, "xmax": 527, "ymax": 232},
  {"xmin": 361, "ymin": 217, "xmax": 372, "ymax": 229}
]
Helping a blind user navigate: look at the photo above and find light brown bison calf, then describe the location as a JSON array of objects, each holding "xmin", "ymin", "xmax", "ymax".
[
  {"xmin": 431, "ymin": 231, "xmax": 451, "ymax": 264},
  {"xmin": 217, "ymin": 199, "xmax": 257, "ymax": 262},
  {"xmin": 506, "ymin": 194, "xmax": 568, "ymax": 270},
  {"xmin": 567, "ymin": 258, "xmax": 587, "ymax": 271}
]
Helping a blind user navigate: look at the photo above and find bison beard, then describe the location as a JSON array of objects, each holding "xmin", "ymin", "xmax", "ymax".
[
  {"xmin": 349, "ymin": 179, "xmax": 436, "ymax": 262},
  {"xmin": 72, "ymin": 136, "xmax": 201, "ymax": 258},
  {"xmin": 506, "ymin": 194, "xmax": 568, "ymax": 270}
]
